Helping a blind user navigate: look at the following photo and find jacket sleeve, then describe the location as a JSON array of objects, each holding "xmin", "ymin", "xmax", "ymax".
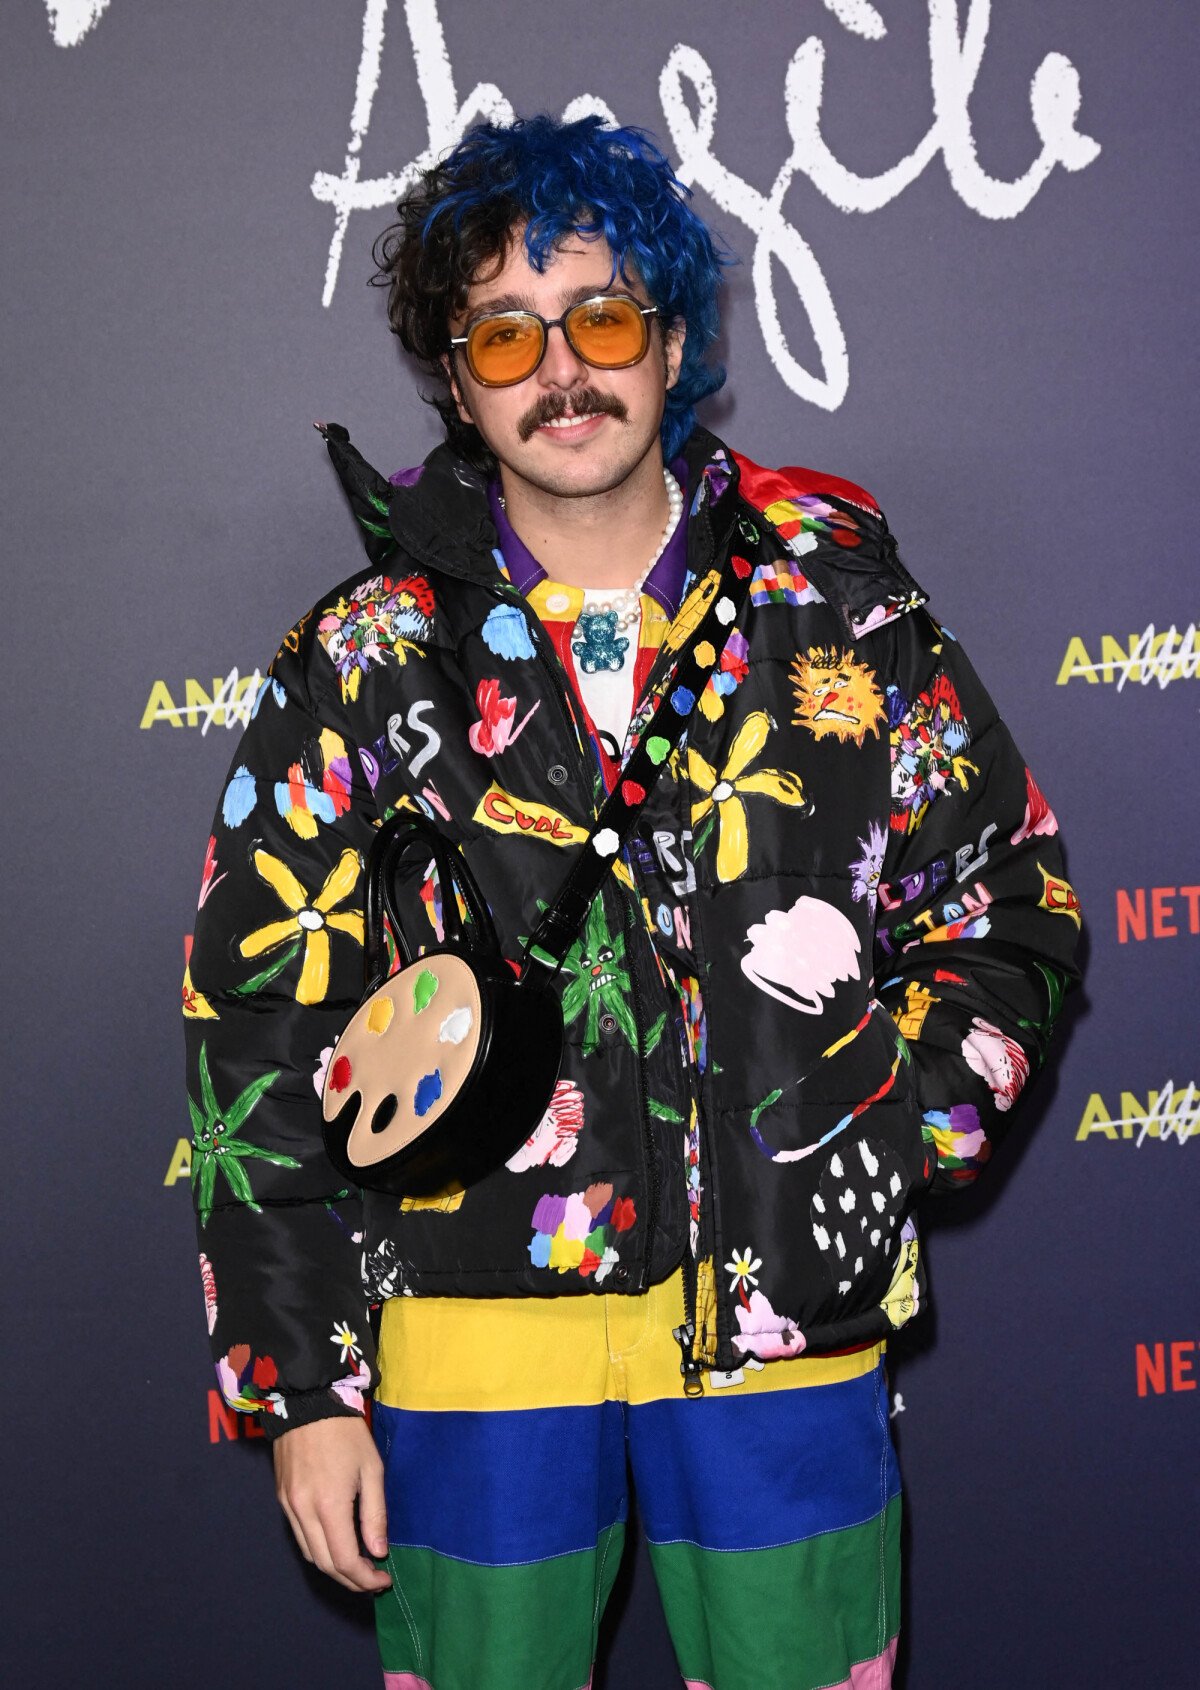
[
  {"xmin": 182, "ymin": 622, "xmax": 381, "ymax": 1437},
  {"xmin": 870, "ymin": 607, "xmax": 1081, "ymax": 1195}
]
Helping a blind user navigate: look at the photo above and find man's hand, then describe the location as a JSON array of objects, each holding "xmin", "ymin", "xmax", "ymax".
[{"xmin": 272, "ymin": 1416, "xmax": 393, "ymax": 1593}]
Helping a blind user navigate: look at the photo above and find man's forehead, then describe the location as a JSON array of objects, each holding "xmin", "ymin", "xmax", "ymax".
[{"xmin": 461, "ymin": 231, "xmax": 645, "ymax": 313}]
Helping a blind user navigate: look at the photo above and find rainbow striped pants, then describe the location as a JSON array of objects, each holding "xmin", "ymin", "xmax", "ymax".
[{"xmin": 371, "ymin": 1267, "xmax": 901, "ymax": 1690}]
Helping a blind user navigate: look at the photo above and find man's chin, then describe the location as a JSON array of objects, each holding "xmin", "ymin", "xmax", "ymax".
[{"xmin": 497, "ymin": 427, "xmax": 662, "ymax": 501}]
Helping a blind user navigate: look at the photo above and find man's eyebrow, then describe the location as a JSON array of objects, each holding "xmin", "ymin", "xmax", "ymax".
[{"xmin": 460, "ymin": 280, "xmax": 642, "ymax": 330}]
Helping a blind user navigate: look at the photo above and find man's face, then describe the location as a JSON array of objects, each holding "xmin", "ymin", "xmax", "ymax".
[{"xmin": 444, "ymin": 230, "xmax": 685, "ymax": 499}]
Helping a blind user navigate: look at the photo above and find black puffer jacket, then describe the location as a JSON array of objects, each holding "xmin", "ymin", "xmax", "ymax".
[{"xmin": 183, "ymin": 425, "xmax": 1080, "ymax": 1433}]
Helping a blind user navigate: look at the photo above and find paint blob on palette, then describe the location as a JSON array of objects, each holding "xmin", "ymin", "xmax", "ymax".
[
  {"xmin": 414, "ymin": 1069, "xmax": 443, "ymax": 1117},
  {"xmin": 367, "ymin": 996, "xmax": 394, "ymax": 1034}
]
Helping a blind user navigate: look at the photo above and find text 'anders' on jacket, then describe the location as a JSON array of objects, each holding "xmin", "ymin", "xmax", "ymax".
[{"xmin": 182, "ymin": 425, "xmax": 1081, "ymax": 1434}]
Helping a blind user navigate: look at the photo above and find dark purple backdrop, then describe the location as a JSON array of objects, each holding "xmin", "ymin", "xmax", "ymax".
[{"xmin": 5, "ymin": 3, "xmax": 1197, "ymax": 1685}]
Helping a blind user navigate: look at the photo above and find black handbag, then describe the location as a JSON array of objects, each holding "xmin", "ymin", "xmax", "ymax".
[{"xmin": 320, "ymin": 544, "xmax": 753, "ymax": 1197}]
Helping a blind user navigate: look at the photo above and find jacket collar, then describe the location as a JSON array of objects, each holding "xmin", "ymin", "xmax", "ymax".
[
  {"xmin": 317, "ymin": 421, "xmax": 924, "ymax": 644},
  {"xmin": 318, "ymin": 421, "xmax": 742, "ymax": 589}
]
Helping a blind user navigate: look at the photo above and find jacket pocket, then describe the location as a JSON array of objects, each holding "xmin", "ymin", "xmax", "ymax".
[{"xmin": 716, "ymin": 999, "xmax": 931, "ymax": 1337}]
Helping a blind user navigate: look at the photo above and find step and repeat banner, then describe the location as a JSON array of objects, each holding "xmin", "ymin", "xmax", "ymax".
[{"xmin": 6, "ymin": 2, "xmax": 1196, "ymax": 1685}]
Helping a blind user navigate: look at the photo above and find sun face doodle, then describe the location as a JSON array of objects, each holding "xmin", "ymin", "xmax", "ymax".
[
  {"xmin": 316, "ymin": 572, "xmax": 434, "ymax": 700},
  {"xmin": 791, "ymin": 647, "xmax": 886, "ymax": 746}
]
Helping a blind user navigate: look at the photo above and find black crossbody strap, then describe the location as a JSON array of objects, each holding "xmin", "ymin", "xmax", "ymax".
[{"xmin": 519, "ymin": 540, "xmax": 754, "ymax": 983}]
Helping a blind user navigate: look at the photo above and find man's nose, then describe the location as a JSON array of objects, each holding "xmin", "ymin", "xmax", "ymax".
[{"xmin": 538, "ymin": 321, "xmax": 590, "ymax": 386}]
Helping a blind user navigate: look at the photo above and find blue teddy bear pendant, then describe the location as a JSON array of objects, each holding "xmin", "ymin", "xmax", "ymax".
[{"xmin": 572, "ymin": 609, "xmax": 629, "ymax": 674}]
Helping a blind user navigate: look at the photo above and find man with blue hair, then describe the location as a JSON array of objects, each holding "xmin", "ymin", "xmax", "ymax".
[{"xmin": 184, "ymin": 114, "xmax": 1079, "ymax": 1689}]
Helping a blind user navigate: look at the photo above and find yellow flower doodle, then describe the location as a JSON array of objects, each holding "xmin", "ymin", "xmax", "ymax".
[
  {"xmin": 688, "ymin": 711, "xmax": 809, "ymax": 883},
  {"xmin": 239, "ymin": 847, "xmax": 364, "ymax": 1005}
]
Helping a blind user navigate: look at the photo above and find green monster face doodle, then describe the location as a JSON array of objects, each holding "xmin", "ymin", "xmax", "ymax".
[
  {"xmin": 558, "ymin": 897, "xmax": 638, "ymax": 1057},
  {"xmin": 189, "ymin": 1041, "xmax": 299, "ymax": 1227}
]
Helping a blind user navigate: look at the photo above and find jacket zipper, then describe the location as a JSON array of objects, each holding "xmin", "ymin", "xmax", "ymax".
[
  {"xmin": 674, "ymin": 1120, "xmax": 706, "ymax": 1397},
  {"xmin": 638, "ymin": 498, "xmax": 720, "ymax": 1396}
]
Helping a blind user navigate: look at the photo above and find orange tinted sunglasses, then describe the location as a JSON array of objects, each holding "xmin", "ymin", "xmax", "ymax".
[{"xmin": 450, "ymin": 293, "xmax": 659, "ymax": 387}]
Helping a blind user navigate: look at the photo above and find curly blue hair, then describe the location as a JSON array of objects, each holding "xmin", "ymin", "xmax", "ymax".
[{"xmin": 372, "ymin": 114, "xmax": 731, "ymax": 467}]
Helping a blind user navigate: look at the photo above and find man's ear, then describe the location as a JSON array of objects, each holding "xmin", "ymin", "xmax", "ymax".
[
  {"xmin": 664, "ymin": 319, "xmax": 687, "ymax": 393},
  {"xmin": 440, "ymin": 351, "xmax": 475, "ymax": 425}
]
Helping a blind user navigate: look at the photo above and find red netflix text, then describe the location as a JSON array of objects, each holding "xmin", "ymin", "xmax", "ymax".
[
  {"xmin": 1115, "ymin": 886, "xmax": 1200, "ymax": 943},
  {"xmin": 1135, "ymin": 1342, "xmax": 1197, "ymax": 1397}
]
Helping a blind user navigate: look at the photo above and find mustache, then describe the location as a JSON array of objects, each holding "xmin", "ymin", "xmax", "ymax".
[{"xmin": 517, "ymin": 389, "xmax": 628, "ymax": 442}]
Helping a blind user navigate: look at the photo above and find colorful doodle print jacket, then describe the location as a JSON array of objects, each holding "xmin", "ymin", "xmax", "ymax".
[{"xmin": 183, "ymin": 424, "xmax": 1081, "ymax": 1432}]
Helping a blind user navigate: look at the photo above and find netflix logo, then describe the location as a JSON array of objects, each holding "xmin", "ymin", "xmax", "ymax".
[
  {"xmin": 1135, "ymin": 1342, "xmax": 1197, "ymax": 1397},
  {"xmin": 1115, "ymin": 886, "xmax": 1200, "ymax": 943}
]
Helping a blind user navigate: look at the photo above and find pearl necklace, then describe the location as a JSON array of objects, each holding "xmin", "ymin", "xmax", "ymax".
[
  {"xmin": 500, "ymin": 466, "xmax": 685, "ymax": 635},
  {"xmin": 580, "ymin": 466, "xmax": 685, "ymax": 634}
]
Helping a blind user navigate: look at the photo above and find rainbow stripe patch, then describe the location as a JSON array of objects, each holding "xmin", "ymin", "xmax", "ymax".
[{"xmin": 750, "ymin": 556, "xmax": 825, "ymax": 608}]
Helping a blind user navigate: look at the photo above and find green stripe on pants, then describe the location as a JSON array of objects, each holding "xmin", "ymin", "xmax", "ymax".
[
  {"xmin": 375, "ymin": 1519, "xmax": 626, "ymax": 1690},
  {"xmin": 647, "ymin": 1493, "xmax": 901, "ymax": 1690}
]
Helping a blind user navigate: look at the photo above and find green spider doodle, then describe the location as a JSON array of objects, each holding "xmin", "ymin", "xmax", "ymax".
[
  {"xmin": 523, "ymin": 897, "xmax": 666, "ymax": 1059},
  {"xmin": 558, "ymin": 897, "xmax": 637, "ymax": 1056},
  {"xmin": 189, "ymin": 1041, "xmax": 299, "ymax": 1227}
]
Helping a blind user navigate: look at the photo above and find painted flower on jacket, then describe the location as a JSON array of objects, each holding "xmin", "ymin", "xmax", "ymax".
[
  {"xmin": 688, "ymin": 711, "xmax": 809, "ymax": 882},
  {"xmin": 849, "ymin": 821, "xmax": 887, "ymax": 915},
  {"xmin": 189, "ymin": 1041, "xmax": 298, "ymax": 1226},
  {"xmin": 725, "ymin": 1247, "xmax": 762, "ymax": 1295},
  {"xmin": 317, "ymin": 572, "xmax": 434, "ymax": 700},
  {"xmin": 330, "ymin": 1322, "xmax": 363, "ymax": 1365},
  {"xmin": 889, "ymin": 672, "xmax": 976, "ymax": 834},
  {"xmin": 961, "ymin": 1017, "xmax": 1030, "ymax": 1111},
  {"xmin": 237, "ymin": 846, "xmax": 363, "ymax": 1004},
  {"xmin": 199, "ymin": 1253, "xmax": 218, "ymax": 1335},
  {"xmin": 1011, "ymin": 766, "xmax": 1059, "ymax": 844}
]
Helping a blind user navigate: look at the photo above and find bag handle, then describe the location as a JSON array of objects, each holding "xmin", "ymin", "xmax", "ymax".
[
  {"xmin": 520, "ymin": 536, "xmax": 754, "ymax": 983},
  {"xmin": 364, "ymin": 812, "xmax": 501, "ymax": 993}
]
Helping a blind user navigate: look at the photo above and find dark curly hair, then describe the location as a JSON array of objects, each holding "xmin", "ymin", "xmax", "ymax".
[{"xmin": 371, "ymin": 113, "xmax": 731, "ymax": 472}]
